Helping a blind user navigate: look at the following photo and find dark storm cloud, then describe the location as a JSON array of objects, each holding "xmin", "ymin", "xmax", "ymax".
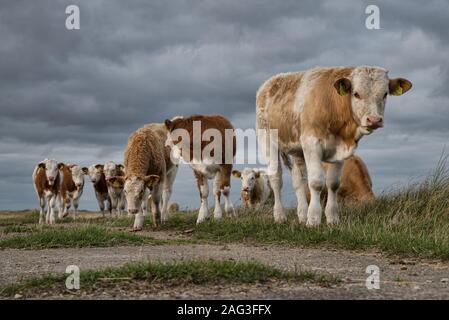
[{"xmin": 0, "ymin": 0, "xmax": 448, "ymax": 210}]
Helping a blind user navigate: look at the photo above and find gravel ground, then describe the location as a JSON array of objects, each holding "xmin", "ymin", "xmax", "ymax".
[{"xmin": 1, "ymin": 241, "xmax": 449, "ymax": 299}]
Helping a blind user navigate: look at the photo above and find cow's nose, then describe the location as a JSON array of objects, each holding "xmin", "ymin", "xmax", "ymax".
[
  {"xmin": 128, "ymin": 208, "xmax": 138, "ymax": 214},
  {"xmin": 48, "ymin": 176, "xmax": 55, "ymax": 181},
  {"xmin": 366, "ymin": 116, "xmax": 383, "ymax": 129},
  {"xmin": 242, "ymin": 187, "xmax": 249, "ymax": 192}
]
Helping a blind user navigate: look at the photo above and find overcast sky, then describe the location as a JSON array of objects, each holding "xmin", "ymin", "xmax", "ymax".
[{"xmin": 1, "ymin": 0, "xmax": 448, "ymax": 211}]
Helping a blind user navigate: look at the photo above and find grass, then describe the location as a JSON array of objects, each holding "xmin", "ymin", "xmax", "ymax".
[
  {"xmin": 0, "ymin": 259, "xmax": 339, "ymax": 297},
  {"xmin": 0, "ymin": 225, "xmax": 167, "ymax": 249},
  {"xmin": 188, "ymin": 155, "xmax": 449, "ymax": 260}
]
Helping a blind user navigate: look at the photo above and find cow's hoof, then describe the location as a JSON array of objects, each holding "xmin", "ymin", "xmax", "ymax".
[
  {"xmin": 306, "ymin": 219, "xmax": 321, "ymax": 227},
  {"xmin": 274, "ymin": 214, "xmax": 287, "ymax": 224},
  {"xmin": 130, "ymin": 227, "xmax": 142, "ymax": 232}
]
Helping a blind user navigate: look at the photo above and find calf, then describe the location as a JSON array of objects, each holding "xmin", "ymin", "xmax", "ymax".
[
  {"xmin": 82, "ymin": 165, "xmax": 111, "ymax": 216},
  {"xmin": 256, "ymin": 66, "xmax": 411, "ymax": 225},
  {"xmin": 232, "ymin": 168, "xmax": 273, "ymax": 208},
  {"xmin": 103, "ymin": 161, "xmax": 126, "ymax": 216},
  {"xmin": 326, "ymin": 154, "xmax": 374, "ymax": 202},
  {"xmin": 58, "ymin": 163, "xmax": 85, "ymax": 219},
  {"xmin": 168, "ymin": 202, "xmax": 180, "ymax": 213},
  {"xmin": 113, "ymin": 125, "xmax": 167, "ymax": 231},
  {"xmin": 164, "ymin": 114, "xmax": 236, "ymax": 224},
  {"xmin": 32, "ymin": 159, "xmax": 62, "ymax": 224}
]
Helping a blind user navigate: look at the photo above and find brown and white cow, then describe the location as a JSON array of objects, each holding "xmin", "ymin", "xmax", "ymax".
[
  {"xmin": 32, "ymin": 159, "xmax": 62, "ymax": 224},
  {"xmin": 256, "ymin": 66, "xmax": 411, "ymax": 225},
  {"xmin": 82, "ymin": 164, "xmax": 111, "ymax": 217},
  {"xmin": 164, "ymin": 114, "xmax": 236, "ymax": 224},
  {"xmin": 232, "ymin": 168, "xmax": 273, "ymax": 208},
  {"xmin": 58, "ymin": 163, "xmax": 85, "ymax": 219},
  {"xmin": 103, "ymin": 161, "xmax": 126, "ymax": 216}
]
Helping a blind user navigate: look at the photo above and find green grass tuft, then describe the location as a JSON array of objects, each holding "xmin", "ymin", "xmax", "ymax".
[{"xmin": 0, "ymin": 225, "xmax": 162, "ymax": 249}]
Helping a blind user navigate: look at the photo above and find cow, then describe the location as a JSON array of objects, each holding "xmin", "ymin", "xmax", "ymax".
[
  {"xmin": 111, "ymin": 123, "xmax": 179, "ymax": 230},
  {"xmin": 232, "ymin": 168, "xmax": 273, "ymax": 208},
  {"xmin": 103, "ymin": 161, "xmax": 126, "ymax": 216},
  {"xmin": 256, "ymin": 66, "xmax": 411, "ymax": 225},
  {"xmin": 32, "ymin": 159, "xmax": 62, "ymax": 225},
  {"xmin": 168, "ymin": 202, "xmax": 180, "ymax": 213},
  {"xmin": 58, "ymin": 163, "xmax": 85, "ymax": 219},
  {"xmin": 164, "ymin": 114, "xmax": 236, "ymax": 224},
  {"xmin": 82, "ymin": 164, "xmax": 111, "ymax": 217}
]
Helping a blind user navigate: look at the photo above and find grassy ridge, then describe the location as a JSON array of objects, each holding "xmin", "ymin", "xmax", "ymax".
[
  {"xmin": 0, "ymin": 259, "xmax": 338, "ymax": 297},
  {"xmin": 0, "ymin": 225, "xmax": 165, "ymax": 249}
]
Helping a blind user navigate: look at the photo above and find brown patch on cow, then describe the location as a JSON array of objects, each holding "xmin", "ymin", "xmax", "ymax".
[
  {"xmin": 302, "ymin": 67, "xmax": 359, "ymax": 147},
  {"xmin": 93, "ymin": 172, "xmax": 109, "ymax": 195},
  {"xmin": 165, "ymin": 114, "xmax": 236, "ymax": 163},
  {"xmin": 34, "ymin": 166, "xmax": 61, "ymax": 197},
  {"xmin": 59, "ymin": 165, "xmax": 77, "ymax": 205}
]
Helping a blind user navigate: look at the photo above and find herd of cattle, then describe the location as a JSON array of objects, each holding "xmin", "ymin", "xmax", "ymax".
[{"xmin": 32, "ymin": 66, "xmax": 412, "ymax": 230}]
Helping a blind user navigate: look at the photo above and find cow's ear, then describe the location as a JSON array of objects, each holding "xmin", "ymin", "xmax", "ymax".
[
  {"xmin": 254, "ymin": 171, "xmax": 261, "ymax": 179},
  {"xmin": 164, "ymin": 119, "xmax": 173, "ymax": 131},
  {"xmin": 389, "ymin": 78, "xmax": 412, "ymax": 96},
  {"xmin": 143, "ymin": 175, "xmax": 160, "ymax": 188},
  {"xmin": 82, "ymin": 167, "xmax": 89, "ymax": 174},
  {"xmin": 232, "ymin": 170, "xmax": 241, "ymax": 178},
  {"xmin": 334, "ymin": 78, "xmax": 352, "ymax": 96},
  {"xmin": 57, "ymin": 163, "xmax": 65, "ymax": 170},
  {"xmin": 95, "ymin": 164, "xmax": 104, "ymax": 171},
  {"xmin": 38, "ymin": 162, "xmax": 46, "ymax": 169}
]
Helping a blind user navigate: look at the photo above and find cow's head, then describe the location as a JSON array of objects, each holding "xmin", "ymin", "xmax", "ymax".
[
  {"xmin": 103, "ymin": 161, "xmax": 120, "ymax": 180},
  {"xmin": 82, "ymin": 164, "xmax": 103, "ymax": 184},
  {"xmin": 123, "ymin": 175, "xmax": 160, "ymax": 214},
  {"xmin": 69, "ymin": 164, "xmax": 85, "ymax": 189},
  {"xmin": 232, "ymin": 168, "xmax": 261, "ymax": 196},
  {"xmin": 334, "ymin": 66, "xmax": 412, "ymax": 135},
  {"xmin": 37, "ymin": 159, "xmax": 60, "ymax": 186}
]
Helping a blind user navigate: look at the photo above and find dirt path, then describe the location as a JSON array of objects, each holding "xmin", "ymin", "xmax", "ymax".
[{"xmin": 1, "ymin": 241, "xmax": 449, "ymax": 299}]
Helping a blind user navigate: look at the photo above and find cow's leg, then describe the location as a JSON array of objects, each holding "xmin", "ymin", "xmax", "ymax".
[
  {"xmin": 73, "ymin": 196, "xmax": 80, "ymax": 221},
  {"xmin": 39, "ymin": 195, "xmax": 46, "ymax": 224},
  {"xmin": 212, "ymin": 172, "xmax": 223, "ymax": 220},
  {"xmin": 291, "ymin": 155, "xmax": 309, "ymax": 223},
  {"xmin": 150, "ymin": 184, "xmax": 163, "ymax": 227},
  {"xmin": 132, "ymin": 210, "xmax": 145, "ymax": 231},
  {"xmin": 141, "ymin": 191, "xmax": 150, "ymax": 217},
  {"xmin": 161, "ymin": 167, "xmax": 177, "ymax": 222},
  {"xmin": 195, "ymin": 171, "xmax": 210, "ymax": 224},
  {"xmin": 268, "ymin": 155, "xmax": 285, "ymax": 223},
  {"xmin": 110, "ymin": 192, "xmax": 118, "ymax": 218},
  {"xmin": 324, "ymin": 161, "xmax": 343, "ymax": 225},
  {"xmin": 220, "ymin": 164, "xmax": 235, "ymax": 217},
  {"xmin": 119, "ymin": 191, "xmax": 126, "ymax": 216},
  {"xmin": 48, "ymin": 194, "xmax": 57, "ymax": 225},
  {"xmin": 302, "ymin": 139, "xmax": 324, "ymax": 226},
  {"xmin": 107, "ymin": 196, "xmax": 112, "ymax": 217},
  {"xmin": 95, "ymin": 192, "xmax": 105, "ymax": 217}
]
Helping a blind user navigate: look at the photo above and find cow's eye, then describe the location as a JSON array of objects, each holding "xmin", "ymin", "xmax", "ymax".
[
  {"xmin": 354, "ymin": 92, "xmax": 361, "ymax": 99},
  {"xmin": 383, "ymin": 92, "xmax": 388, "ymax": 99}
]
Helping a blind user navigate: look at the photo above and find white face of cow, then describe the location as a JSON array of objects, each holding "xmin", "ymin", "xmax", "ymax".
[
  {"xmin": 103, "ymin": 161, "xmax": 117, "ymax": 180},
  {"xmin": 38, "ymin": 159, "xmax": 60, "ymax": 186},
  {"xmin": 335, "ymin": 66, "xmax": 412, "ymax": 135},
  {"xmin": 83, "ymin": 165, "xmax": 103, "ymax": 184},
  {"xmin": 124, "ymin": 175, "xmax": 160, "ymax": 214},
  {"xmin": 232, "ymin": 168, "xmax": 261, "ymax": 194},
  {"xmin": 70, "ymin": 165, "xmax": 85, "ymax": 189}
]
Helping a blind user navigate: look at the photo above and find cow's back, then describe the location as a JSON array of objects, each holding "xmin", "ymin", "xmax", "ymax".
[{"xmin": 256, "ymin": 72, "xmax": 304, "ymax": 148}]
